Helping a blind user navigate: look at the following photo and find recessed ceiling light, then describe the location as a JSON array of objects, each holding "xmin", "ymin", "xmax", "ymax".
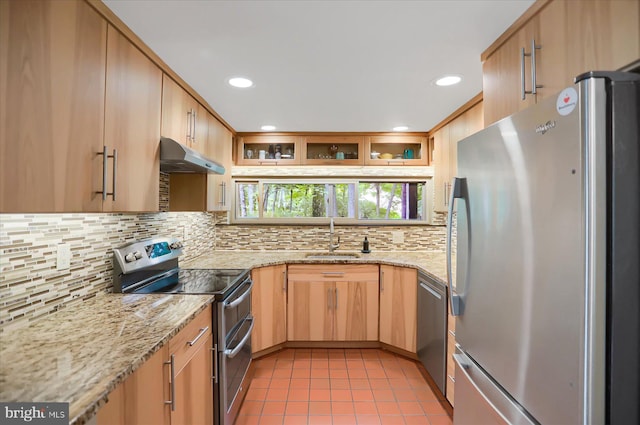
[
  {"xmin": 434, "ymin": 75, "xmax": 462, "ymax": 86},
  {"xmin": 228, "ymin": 77, "xmax": 253, "ymax": 88},
  {"xmin": 393, "ymin": 126, "xmax": 409, "ymax": 131},
  {"xmin": 261, "ymin": 125, "xmax": 276, "ymax": 131}
]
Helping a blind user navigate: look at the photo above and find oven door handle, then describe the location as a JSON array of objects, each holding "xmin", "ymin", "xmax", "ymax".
[
  {"xmin": 224, "ymin": 279, "xmax": 254, "ymax": 309},
  {"xmin": 224, "ymin": 316, "xmax": 254, "ymax": 359}
]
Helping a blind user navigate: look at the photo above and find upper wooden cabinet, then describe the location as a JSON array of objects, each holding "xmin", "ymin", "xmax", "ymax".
[
  {"xmin": 168, "ymin": 111, "xmax": 233, "ymax": 212},
  {"xmin": 237, "ymin": 135, "xmax": 301, "ymax": 165},
  {"xmin": 205, "ymin": 114, "xmax": 233, "ymax": 211},
  {"xmin": 103, "ymin": 25, "xmax": 162, "ymax": 212},
  {"xmin": 433, "ymin": 100, "xmax": 484, "ymax": 212},
  {"xmin": 251, "ymin": 265, "xmax": 287, "ymax": 354},
  {"xmin": 301, "ymin": 135, "xmax": 364, "ymax": 165},
  {"xmin": 379, "ymin": 265, "xmax": 418, "ymax": 353},
  {"xmin": 0, "ymin": 0, "xmax": 107, "ymax": 212},
  {"xmin": 482, "ymin": 0, "xmax": 640, "ymax": 126},
  {"xmin": 161, "ymin": 74, "xmax": 205, "ymax": 150},
  {"xmin": 365, "ymin": 135, "xmax": 429, "ymax": 166}
]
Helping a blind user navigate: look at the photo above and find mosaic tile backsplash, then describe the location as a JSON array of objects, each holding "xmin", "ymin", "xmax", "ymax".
[{"xmin": 1, "ymin": 210, "xmax": 447, "ymax": 331}]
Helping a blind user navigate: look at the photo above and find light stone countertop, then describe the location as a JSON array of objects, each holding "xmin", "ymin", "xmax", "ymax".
[
  {"xmin": 0, "ymin": 250, "xmax": 449, "ymax": 425},
  {"xmin": 182, "ymin": 250, "xmax": 449, "ymax": 287},
  {"xmin": 0, "ymin": 293, "xmax": 213, "ymax": 425}
]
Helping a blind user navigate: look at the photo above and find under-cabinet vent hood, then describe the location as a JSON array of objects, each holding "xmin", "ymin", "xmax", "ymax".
[{"xmin": 160, "ymin": 137, "xmax": 224, "ymax": 174}]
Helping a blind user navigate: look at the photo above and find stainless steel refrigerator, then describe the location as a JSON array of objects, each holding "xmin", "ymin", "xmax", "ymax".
[{"xmin": 447, "ymin": 71, "xmax": 639, "ymax": 424}]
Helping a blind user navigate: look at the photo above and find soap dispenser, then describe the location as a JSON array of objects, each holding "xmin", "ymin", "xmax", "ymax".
[{"xmin": 361, "ymin": 236, "xmax": 371, "ymax": 254}]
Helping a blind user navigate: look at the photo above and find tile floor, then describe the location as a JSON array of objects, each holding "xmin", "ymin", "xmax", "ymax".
[{"xmin": 236, "ymin": 348, "xmax": 453, "ymax": 425}]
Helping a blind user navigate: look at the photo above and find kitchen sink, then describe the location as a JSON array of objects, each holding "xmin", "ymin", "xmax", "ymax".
[{"xmin": 305, "ymin": 253, "xmax": 360, "ymax": 260}]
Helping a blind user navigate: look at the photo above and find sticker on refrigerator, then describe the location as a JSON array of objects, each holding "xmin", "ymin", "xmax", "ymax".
[{"xmin": 556, "ymin": 87, "xmax": 578, "ymax": 116}]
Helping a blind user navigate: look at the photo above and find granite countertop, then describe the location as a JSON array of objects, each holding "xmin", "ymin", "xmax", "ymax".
[
  {"xmin": 0, "ymin": 293, "xmax": 213, "ymax": 425},
  {"xmin": 0, "ymin": 250, "xmax": 449, "ymax": 425},
  {"xmin": 182, "ymin": 250, "xmax": 450, "ymax": 287}
]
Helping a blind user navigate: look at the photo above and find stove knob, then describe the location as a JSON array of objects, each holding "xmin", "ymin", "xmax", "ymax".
[
  {"xmin": 124, "ymin": 252, "xmax": 136, "ymax": 263},
  {"xmin": 133, "ymin": 251, "xmax": 143, "ymax": 260},
  {"xmin": 170, "ymin": 242, "xmax": 182, "ymax": 250}
]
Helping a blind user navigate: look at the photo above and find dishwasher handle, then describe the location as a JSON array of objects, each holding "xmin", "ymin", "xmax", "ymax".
[{"xmin": 420, "ymin": 281, "xmax": 443, "ymax": 299}]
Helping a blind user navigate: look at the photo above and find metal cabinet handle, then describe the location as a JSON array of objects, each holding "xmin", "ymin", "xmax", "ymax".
[
  {"xmin": 219, "ymin": 181, "xmax": 226, "ymax": 206},
  {"xmin": 186, "ymin": 110, "xmax": 192, "ymax": 141},
  {"xmin": 334, "ymin": 288, "xmax": 338, "ymax": 310},
  {"xmin": 191, "ymin": 109, "xmax": 197, "ymax": 143},
  {"xmin": 449, "ymin": 329, "xmax": 456, "ymax": 338},
  {"xmin": 448, "ymin": 374, "xmax": 456, "ymax": 383},
  {"xmin": 187, "ymin": 326, "xmax": 209, "ymax": 346},
  {"xmin": 211, "ymin": 344, "xmax": 218, "ymax": 383},
  {"xmin": 164, "ymin": 354, "xmax": 176, "ymax": 411},
  {"xmin": 322, "ymin": 271, "xmax": 344, "ymax": 276},
  {"xmin": 380, "ymin": 270, "xmax": 384, "ymax": 292},
  {"xmin": 111, "ymin": 149, "xmax": 117, "ymax": 201},
  {"xmin": 282, "ymin": 269, "xmax": 287, "ymax": 292},
  {"xmin": 97, "ymin": 146, "xmax": 108, "ymax": 201},
  {"xmin": 521, "ymin": 40, "xmax": 542, "ymax": 100},
  {"xmin": 530, "ymin": 39, "xmax": 542, "ymax": 95},
  {"xmin": 96, "ymin": 147, "xmax": 116, "ymax": 201},
  {"xmin": 327, "ymin": 288, "xmax": 332, "ymax": 310}
]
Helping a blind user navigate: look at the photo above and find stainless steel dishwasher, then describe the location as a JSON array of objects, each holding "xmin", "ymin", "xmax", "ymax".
[{"xmin": 417, "ymin": 271, "xmax": 447, "ymax": 394}]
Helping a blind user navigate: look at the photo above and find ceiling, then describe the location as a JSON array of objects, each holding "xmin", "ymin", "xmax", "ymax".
[{"xmin": 103, "ymin": 0, "xmax": 535, "ymax": 133}]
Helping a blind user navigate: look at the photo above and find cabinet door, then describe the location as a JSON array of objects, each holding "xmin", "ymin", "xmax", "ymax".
[
  {"xmin": 206, "ymin": 114, "xmax": 233, "ymax": 212},
  {"xmin": 432, "ymin": 126, "xmax": 450, "ymax": 213},
  {"xmin": 96, "ymin": 381, "xmax": 125, "ymax": 425},
  {"xmin": 482, "ymin": 16, "xmax": 539, "ymax": 127},
  {"xmin": 379, "ymin": 265, "xmax": 417, "ymax": 353},
  {"xmin": 251, "ymin": 265, "xmax": 287, "ymax": 353},
  {"xmin": 123, "ymin": 345, "xmax": 170, "ymax": 424},
  {"xmin": 161, "ymin": 74, "xmax": 192, "ymax": 146},
  {"xmin": 334, "ymin": 279, "xmax": 379, "ymax": 341},
  {"xmin": 171, "ymin": 333, "xmax": 214, "ymax": 425},
  {"xmin": 0, "ymin": 0, "xmax": 106, "ymax": 212},
  {"xmin": 537, "ymin": 0, "xmax": 640, "ymax": 99},
  {"xmin": 103, "ymin": 25, "xmax": 161, "ymax": 212},
  {"xmin": 287, "ymin": 280, "xmax": 333, "ymax": 341}
]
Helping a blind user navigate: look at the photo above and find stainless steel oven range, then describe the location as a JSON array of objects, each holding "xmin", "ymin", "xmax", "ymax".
[{"xmin": 113, "ymin": 237, "xmax": 253, "ymax": 425}]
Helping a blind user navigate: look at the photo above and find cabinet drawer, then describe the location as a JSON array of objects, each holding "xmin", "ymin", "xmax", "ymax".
[
  {"xmin": 169, "ymin": 304, "xmax": 212, "ymax": 374},
  {"xmin": 288, "ymin": 264, "xmax": 379, "ymax": 282}
]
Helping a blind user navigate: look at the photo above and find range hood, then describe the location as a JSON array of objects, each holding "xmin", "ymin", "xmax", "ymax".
[{"xmin": 160, "ymin": 137, "xmax": 224, "ymax": 174}]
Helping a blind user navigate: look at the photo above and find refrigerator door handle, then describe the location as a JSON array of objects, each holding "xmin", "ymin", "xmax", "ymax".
[{"xmin": 447, "ymin": 177, "xmax": 465, "ymax": 316}]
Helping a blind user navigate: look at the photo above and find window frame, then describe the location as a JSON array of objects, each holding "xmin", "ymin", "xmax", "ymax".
[{"xmin": 231, "ymin": 177, "xmax": 434, "ymax": 225}]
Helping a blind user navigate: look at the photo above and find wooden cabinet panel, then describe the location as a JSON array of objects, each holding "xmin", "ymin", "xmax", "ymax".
[
  {"xmin": 206, "ymin": 114, "xmax": 233, "ymax": 212},
  {"xmin": 287, "ymin": 279, "xmax": 334, "ymax": 341},
  {"xmin": 252, "ymin": 265, "xmax": 287, "ymax": 352},
  {"xmin": 103, "ymin": 25, "xmax": 161, "ymax": 212},
  {"xmin": 0, "ymin": 0, "xmax": 107, "ymax": 212},
  {"xmin": 171, "ymin": 333, "xmax": 213, "ymax": 425},
  {"xmin": 287, "ymin": 264, "xmax": 379, "ymax": 342},
  {"xmin": 161, "ymin": 74, "xmax": 189, "ymax": 145},
  {"xmin": 237, "ymin": 134, "xmax": 301, "ymax": 165},
  {"xmin": 334, "ymin": 280, "xmax": 379, "ymax": 341},
  {"xmin": 301, "ymin": 135, "xmax": 364, "ymax": 165},
  {"xmin": 482, "ymin": 15, "xmax": 539, "ymax": 127},
  {"xmin": 433, "ymin": 100, "xmax": 484, "ymax": 212},
  {"xmin": 379, "ymin": 265, "xmax": 417, "ymax": 353},
  {"xmin": 97, "ymin": 345, "xmax": 170, "ymax": 425},
  {"xmin": 483, "ymin": 0, "xmax": 640, "ymax": 126},
  {"xmin": 537, "ymin": 0, "xmax": 640, "ymax": 98}
]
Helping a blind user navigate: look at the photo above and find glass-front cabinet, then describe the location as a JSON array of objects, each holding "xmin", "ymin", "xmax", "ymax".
[
  {"xmin": 364, "ymin": 135, "xmax": 429, "ymax": 165},
  {"xmin": 237, "ymin": 135, "xmax": 301, "ymax": 165},
  {"xmin": 301, "ymin": 135, "xmax": 364, "ymax": 165}
]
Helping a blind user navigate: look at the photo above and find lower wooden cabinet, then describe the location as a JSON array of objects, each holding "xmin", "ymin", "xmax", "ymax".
[
  {"xmin": 251, "ymin": 265, "xmax": 287, "ymax": 353},
  {"xmin": 97, "ymin": 305, "xmax": 212, "ymax": 425},
  {"xmin": 287, "ymin": 264, "xmax": 379, "ymax": 342},
  {"xmin": 379, "ymin": 265, "xmax": 417, "ymax": 353}
]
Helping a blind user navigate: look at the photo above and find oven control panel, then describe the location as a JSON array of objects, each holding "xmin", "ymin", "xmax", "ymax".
[{"xmin": 113, "ymin": 237, "xmax": 183, "ymax": 275}]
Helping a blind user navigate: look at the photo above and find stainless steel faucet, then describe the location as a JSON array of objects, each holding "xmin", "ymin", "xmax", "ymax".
[{"xmin": 329, "ymin": 217, "xmax": 340, "ymax": 252}]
